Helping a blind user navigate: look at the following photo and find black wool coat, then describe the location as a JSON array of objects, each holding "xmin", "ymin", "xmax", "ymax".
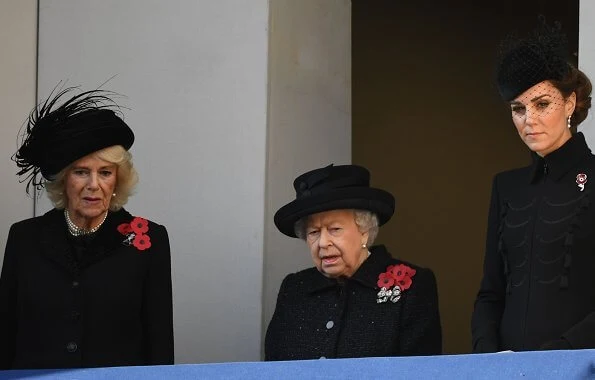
[
  {"xmin": 0, "ymin": 208, "xmax": 174, "ymax": 369},
  {"xmin": 265, "ymin": 245, "xmax": 442, "ymax": 360},
  {"xmin": 472, "ymin": 132, "xmax": 595, "ymax": 352}
]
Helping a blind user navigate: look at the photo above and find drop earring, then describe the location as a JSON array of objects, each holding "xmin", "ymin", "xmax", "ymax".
[{"xmin": 567, "ymin": 115, "xmax": 572, "ymax": 129}]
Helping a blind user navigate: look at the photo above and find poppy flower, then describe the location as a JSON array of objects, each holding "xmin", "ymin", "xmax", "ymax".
[
  {"xmin": 576, "ymin": 173, "xmax": 587, "ymax": 185},
  {"xmin": 130, "ymin": 217, "xmax": 149, "ymax": 234},
  {"xmin": 389, "ymin": 264, "xmax": 408, "ymax": 280},
  {"xmin": 133, "ymin": 233, "xmax": 152, "ymax": 251},
  {"xmin": 377, "ymin": 272, "xmax": 395, "ymax": 288},
  {"xmin": 404, "ymin": 266, "xmax": 416, "ymax": 277},
  {"xmin": 117, "ymin": 223, "xmax": 133, "ymax": 235},
  {"xmin": 377, "ymin": 264, "xmax": 416, "ymax": 303},
  {"xmin": 396, "ymin": 276, "xmax": 413, "ymax": 291}
]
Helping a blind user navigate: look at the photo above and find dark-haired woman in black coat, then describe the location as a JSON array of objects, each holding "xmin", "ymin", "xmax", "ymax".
[{"xmin": 472, "ymin": 20, "xmax": 595, "ymax": 352}]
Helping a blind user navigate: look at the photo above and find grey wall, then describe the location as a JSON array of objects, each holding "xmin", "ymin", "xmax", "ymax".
[
  {"xmin": 31, "ymin": 0, "xmax": 351, "ymax": 364},
  {"xmin": 0, "ymin": 0, "xmax": 36, "ymax": 272},
  {"xmin": 36, "ymin": 0, "xmax": 269, "ymax": 363},
  {"xmin": 262, "ymin": 0, "xmax": 351, "ymax": 351},
  {"xmin": 580, "ymin": 0, "xmax": 595, "ymax": 146}
]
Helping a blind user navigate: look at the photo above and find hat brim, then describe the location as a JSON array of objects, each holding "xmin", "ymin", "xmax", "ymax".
[{"xmin": 274, "ymin": 187, "xmax": 395, "ymax": 238}]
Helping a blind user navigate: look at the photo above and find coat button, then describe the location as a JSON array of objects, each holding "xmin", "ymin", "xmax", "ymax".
[
  {"xmin": 71, "ymin": 311, "xmax": 80, "ymax": 321},
  {"xmin": 72, "ymin": 281, "xmax": 79, "ymax": 288},
  {"xmin": 326, "ymin": 320, "xmax": 334, "ymax": 329},
  {"xmin": 66, "ymin": 342, "xmax": 78, "ymax": 353}
]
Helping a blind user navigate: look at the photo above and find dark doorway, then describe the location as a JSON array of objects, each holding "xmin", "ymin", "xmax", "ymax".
[{"xmin": 352, "ymin": 0, "xmax": 579, "ymax": 353}]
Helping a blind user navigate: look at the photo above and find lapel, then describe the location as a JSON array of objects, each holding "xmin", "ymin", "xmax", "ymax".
[
  {"xmin": 39, "ymin": 208, "xmax": 135, "ymax": 275},
  {"xmin": 350, "ymin": 245, "xmax": 394, "ymax": 290}
]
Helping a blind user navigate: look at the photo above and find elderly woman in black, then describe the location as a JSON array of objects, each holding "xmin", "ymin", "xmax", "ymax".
[
  {"xmin": 472, "ymin": 19, "xmax": 594, "ymax": 352},
  {"xmin": 0, "ymin": 88, "xmax": 174, "ymax": 369},
  {"xmin": 265, "ymin": 164, "xmax": 442, "ymax": 360}
]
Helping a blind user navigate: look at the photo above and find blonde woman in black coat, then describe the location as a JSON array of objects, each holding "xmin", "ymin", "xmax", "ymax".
[
  {"xmin": 0, "ymin": 88, "xmax": 174, "ymax": 369},
  {"xmin": 265, "ymin": 164, "xmax": 442, "ymax": 360}
]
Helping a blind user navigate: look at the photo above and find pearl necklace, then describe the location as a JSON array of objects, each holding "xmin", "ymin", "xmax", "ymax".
[{"xmin": 64, "ymin": 209, "xmax": 108, "ymax": 237}]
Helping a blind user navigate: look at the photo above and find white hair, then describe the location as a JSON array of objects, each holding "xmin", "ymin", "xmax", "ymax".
[{"xmin": 294, "ymin": 209, "xmax": 379, "ymax": 245}]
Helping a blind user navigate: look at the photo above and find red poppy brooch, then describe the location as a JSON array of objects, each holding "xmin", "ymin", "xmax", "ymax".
[
  {"xmin": 576, "ymin": 173, "xmax": 587, "ymax": 192},
  {"xmin": 376, "ymin": 264, "xmax": 416, "ymax": 303},
  {"xmin": 117, "ymin": 216, "xmax": 152, "ymax": 251}
]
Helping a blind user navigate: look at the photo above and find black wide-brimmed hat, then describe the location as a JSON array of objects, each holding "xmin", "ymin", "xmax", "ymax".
[
  {"xmin": 274, "ymin": 164, "xmax": 395, "ymax": 238},
  {"xmin": 13, "ymin": 87, "xmax": 134, "ymax": 192},
  {"xmin": 496, "ymin": 16, "xmax": 571, "ymax": 101}
]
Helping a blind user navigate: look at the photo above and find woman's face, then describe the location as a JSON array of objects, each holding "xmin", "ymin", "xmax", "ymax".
[
  {"xmin": 65, "ymin": 153, "xmax": 117, "ymax": 229},
  {"xmin": 305, "ymin": 209, "xmax": 369, "ymax": 279},
  {"xmin": 509, "ymin": 80, "xmax": 576, "ymax": 157}
]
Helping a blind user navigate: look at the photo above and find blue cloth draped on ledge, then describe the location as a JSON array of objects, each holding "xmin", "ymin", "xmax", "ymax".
[{"xmin": 1, "ymin": 349, "xmax": 594, "ymax": 379}]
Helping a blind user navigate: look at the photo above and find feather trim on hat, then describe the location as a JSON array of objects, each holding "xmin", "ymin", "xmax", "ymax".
[{"xmin": 13, "ymin": 86, "xmax": 131, "ymax": 193}]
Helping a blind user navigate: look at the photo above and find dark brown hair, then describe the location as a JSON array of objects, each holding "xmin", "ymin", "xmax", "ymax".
[{"xmin": 550, "ymin": 65, "xmax": 592, "ymax": 131}]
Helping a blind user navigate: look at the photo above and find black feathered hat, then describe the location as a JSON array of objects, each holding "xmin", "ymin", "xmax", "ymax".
[
  {"xmin": 274, "ymin": 164, "xmax": 395, "ymax": 238},
  {"xmin": 13, "ymin": 87, "xmax": 134, "ymax": 192},
  {"xmin": 496, "ymin": 16, "xmax": 572, "ymax": 101}
]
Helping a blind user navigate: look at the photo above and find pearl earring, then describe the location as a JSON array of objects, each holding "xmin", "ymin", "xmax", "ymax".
[
  {"xmin": 567, "ymin": 115, "xmax": 572, "ymax": 129},
  {"xmin": 362, "ymin": 243, "xmax": 367, "ymax": 249},
  {"xmin": 112, "ymin": 192, "xmax": 116, "ymax": 197}
]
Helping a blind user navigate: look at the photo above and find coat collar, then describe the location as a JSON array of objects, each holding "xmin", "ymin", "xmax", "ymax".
[
  {"xmin": 40, "ymin": 208, "xmax": 134, "ymax": 275},
  {"xmin": 529, "ymin": 132, "xmax": 592, "ymax": 183},
  {"xmin": 305, "ymin": 245, "xmax": 394, "ymax": 294}
]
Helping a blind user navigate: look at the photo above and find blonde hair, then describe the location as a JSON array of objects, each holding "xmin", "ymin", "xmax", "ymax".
[
  {"xmin": 294, "ymin": 209, "xmax": 379, "ymax": 245},
  {"xmin": 45, "ymin": 145, "xmax": 138, "ymax": 211}
]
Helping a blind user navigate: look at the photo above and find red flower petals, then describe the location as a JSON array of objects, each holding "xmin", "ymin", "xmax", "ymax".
[
  {"xmin": 390, "ymin": 265, "xmax": 405, "ymax": 280},
  {"xmin": 396, "ymin": 276, "xmax": 413, "ymax": 291},
  {"xmin": 133, "ymin": 233, "xmax": 152, "ymax": 250},
  {"xmin": 377, "ymin": 272, "xmax": 395, "ymax": 288},
  {"xmin": 117, "ymin": 216, "xmax": 151, "ymax": 252},
  {"xmin": 389, "ymin": 264, "xmax": 416, "ymax": 281},
  {"xmin": 376, "ymin": 263, "xmax": 416, "ymax": 302},
  {"xmin": 117, "ymin": 223, "xmax": 133, "ymax": 235},
  {"xmin": 401, "ymin": 265, "xmax": 416, "ymax": 278},
  {"xmin": 130, "ymin": 217, "xmax": 149, "ymax": 234}
]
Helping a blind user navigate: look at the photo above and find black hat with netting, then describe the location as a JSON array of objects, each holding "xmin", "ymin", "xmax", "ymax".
[{"xmin": 496, "ymin": 16, "xmax": 571, "ymax": 101}]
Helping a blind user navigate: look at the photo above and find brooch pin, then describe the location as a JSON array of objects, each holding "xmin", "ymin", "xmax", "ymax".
[
  {"xmin": 376, "ymin": 264, "xmax": 416, "ymax": 304},
  {"xmin": 576, "ymin": 173, "xmax": 587, "ymax": 192},
  {"xmin": 377, "ymin": 285, "xmax": 402, "ymax": 303},
  {"xmin": 117, "ymin": 216, "xmax": 152, "ymax": 251}
]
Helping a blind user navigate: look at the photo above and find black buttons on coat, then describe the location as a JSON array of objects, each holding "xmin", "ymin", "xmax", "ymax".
[
  {"xmin": 67, "ymin": 279, "xmax": 81, "ymax": 354},
  {"xmin": 66, "ymin": 342, "xmax": 78, "ymax": 353}
]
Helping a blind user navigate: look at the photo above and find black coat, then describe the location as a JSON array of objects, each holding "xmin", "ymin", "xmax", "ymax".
[
  {"xmin": 265, "ymin": 245, "xmax": 442, "ymax": 360},
  {"xmin": 472, "ymin": 132, "xmax": 595, "ymax": 352},
  {"xmin": 0, "ymin": 208, "xmax": 174, "ymax": 369}
]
